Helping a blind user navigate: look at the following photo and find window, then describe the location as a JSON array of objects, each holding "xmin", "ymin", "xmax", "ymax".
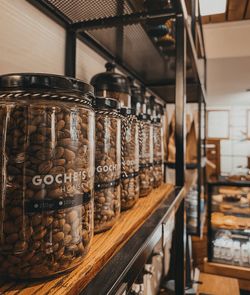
[{"xmin": 207, "ymin": 110, "xmax": 230, "ymax": 139}]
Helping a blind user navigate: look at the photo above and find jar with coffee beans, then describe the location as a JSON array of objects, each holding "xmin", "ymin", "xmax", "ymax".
[
  {"xmin": 138, "ymin": 113, "xmax": 153, "ymax": 197},
  {"xmin": 131, "ymin": 83, "xmax": 153, "ymax": 197},
  {"xmin": 148, "ymin": 98, "xmax": 163, "ymax": 188},
  {"xmin": 0, "ymin": 73, "xmax": 95, "ymax": 279},
  {"xmin": 94, "ymin": 97, "xmax": 121, "ymax": 233},
  {"xmin": 152, "ymin": 116, "xmax": 163, "ymax": 188},
  {"xmin": 91, "ymin": 62, "xmax": 131, "ymax": 108},
  {"xmin": 120, "ymin": 107, "xmax": 139, "ymax": 210}
]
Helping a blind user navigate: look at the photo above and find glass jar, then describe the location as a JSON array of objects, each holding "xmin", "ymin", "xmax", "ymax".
[
  {"xmin": 94, "ymin": 97, "xmax": 121, "ymax": 233},
  {"xmin": 153, "ymin": 118, "xmax": 163, "ymax": 188},
  {"xmin": 91, "ymin": 62, "xmax": 131, "ymax": 108},
  {"xmin": 120, "ymin": 107, "xmax": 139, "ymax": 210},
  {"xmin": 138, "ymin": 114, "xmax": 153, "ymax": 197},
  {"xmin": 0, "ymin": 73, "xmax": 95, "ymax": 279}
]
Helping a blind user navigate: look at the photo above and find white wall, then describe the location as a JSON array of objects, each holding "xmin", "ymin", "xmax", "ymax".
[
  {"xmin": 0, "ymin": 0, "xmax": 106, "ymax": 82},
  {"xmin": 203, "ymin": 21, "xmax": 250, "ymax": 107}
]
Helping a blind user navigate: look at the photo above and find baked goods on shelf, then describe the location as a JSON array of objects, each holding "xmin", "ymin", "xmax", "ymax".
[{"xmin": 211, "ymin": 212, "xmax": 250, "ymax": 230}]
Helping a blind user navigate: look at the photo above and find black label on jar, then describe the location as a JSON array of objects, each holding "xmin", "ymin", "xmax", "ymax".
[
  {"xmin": 139, "ymin": 163, "xmax": 153, "ymax": 169},
  {"xmin": 121, "ymin": 171, "xmax": 139, "ymax": 179},
  {"xmin": 25, "ymin": 192, "xmax": 91, "ymax": 213},
  {"xmin": 95, "ymin": 178, "xmax": 120, "ymax": 191}
]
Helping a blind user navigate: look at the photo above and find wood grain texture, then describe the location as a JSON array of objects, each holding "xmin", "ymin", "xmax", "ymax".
[
  {"xmin": 238, "ymin": 279, "xmax": 250, "ymax": 291},
  {"xmin": 204, "ymin": 258, "xmax": 250, "ymax": 280},
  {"xmin": 198, "ymin": 272, "xmax": 240, "ymax": 295},
  {"xmin": 210, "ymin": 13, "xmax": 226, "ymax": 23},
  {"xmin": 227, "ymin": 0, "xmax": 248, "ymax": 21},
  {"xmin": 245, "ymin": 0, "xmax": 250, "ymax": 18},
  {"xmin": 202, "ymin": 16, "xmax": 210, "ymax": 24},
  {"xmin": 0, "ymin": 184, "xmax": 173, "ymax": 295}
]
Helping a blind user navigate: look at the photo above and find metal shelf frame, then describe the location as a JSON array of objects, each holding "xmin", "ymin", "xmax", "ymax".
[
  {"xmin": 164, "ymin": 98, "xmax": 207, "ymax": 237},
  {"xmin": 26, "ymin": 1, "xmax": 207, "ymax": 294}
]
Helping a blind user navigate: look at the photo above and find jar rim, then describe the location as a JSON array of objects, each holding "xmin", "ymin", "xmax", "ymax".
[
  {"xmin": 0, "ymin": 73, "xmax": 94, "ymax": 96},
  {"xmin": 120, "ymin": 107, "xmax": 136, "ymax": 116},
  {"xmin": 94, "ymin": 96, "xmax": 120, "ymax": 110}
]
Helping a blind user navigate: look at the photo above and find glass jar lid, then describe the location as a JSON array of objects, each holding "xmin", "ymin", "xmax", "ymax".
[
  {"xmin": 91, "ymin": 62, "xmax": 131, "ymax": 94},
  {"xmin": 0, "ymin": 73, "xmax": 94, "ymax": 95},
  {"xmin": 94, "ymin": 96, "xmax": 120, "ymax": 110}
]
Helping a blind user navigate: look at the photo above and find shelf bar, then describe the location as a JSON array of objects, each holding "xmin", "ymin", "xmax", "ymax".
[
  {"xmin": 65, "ymin": 29, "xmax": 76, "ymax": 77},
  {"xmin": 71, "ymin": 11, "xmax": 176, "ymax": 32},
  {"xmin": 174, "ymin": 12, "xmax": 186, "ymax": 295}
]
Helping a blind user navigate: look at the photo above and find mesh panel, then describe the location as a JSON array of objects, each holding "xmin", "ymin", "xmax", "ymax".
[
  {"xmin": 46, "ymin": 0, "xmax": 133, "ymax": 23},
  {"xmin": 39, "ymin": 0, "xmax": 184, "ymax": 101}
]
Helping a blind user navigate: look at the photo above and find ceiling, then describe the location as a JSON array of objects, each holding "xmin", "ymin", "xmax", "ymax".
[{"xmin": 202, "ymin": 0, "xmax": 250, "ymax": 24}]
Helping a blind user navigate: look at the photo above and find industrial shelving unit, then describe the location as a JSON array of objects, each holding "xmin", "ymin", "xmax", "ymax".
[{"xmin": 0, "ymin": 0, "xmax": 207, "ymax": 294}]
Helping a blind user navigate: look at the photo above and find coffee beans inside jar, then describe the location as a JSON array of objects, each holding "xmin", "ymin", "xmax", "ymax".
[
  {"xmin": 152, "ymin": 118, "xmax": 163, "ymax": 188},
  {"xmin": 138, "ymin": 114, "xmax": 153, "ymax": 197},
  {"xmin": 94, "ymin": 97, "xmax": 121, "ymax": 233},
  {"xmin": 120, "ymin": 107, "xmax": 139, "ymax": 210},
  {"xmin": 0, "ymin": 74, "xmax": 95, "ymax": 279}
]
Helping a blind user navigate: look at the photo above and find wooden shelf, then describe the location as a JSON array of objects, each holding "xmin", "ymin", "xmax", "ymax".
[
  {"xmin": 204, "ymin": 258, "xmax": 250, "ymax": 281},
  {"xmin": 0, "ymin": 184, "xmax": 175, "ymax": 295}
]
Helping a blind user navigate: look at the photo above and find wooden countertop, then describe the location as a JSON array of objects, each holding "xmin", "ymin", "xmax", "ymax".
[{"xmin": 0, "ymin": 183, "xmax": 173, "ymax": 295}]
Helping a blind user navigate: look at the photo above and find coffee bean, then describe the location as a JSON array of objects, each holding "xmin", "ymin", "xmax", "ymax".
[
  {"xmin": 56, "ymin": 120, "xmax": 65, "ymax": 131},
  {"xmin": 38, "ymin": 160, "xmax": 53, "ymax": 174},
  {"xmin": 32, "ymin": 214, "xmax": 42, "ymax": 227},
  {"xmin": 53, "ymin": 232, "xmax": 64, "ymax": 243},
  {"xmin": 55, "ymin": 146, "xmax": 64, "ymax": 159},
  {"xmin": 47, "ymin": 188, "xmax": 62, "ymax": 199},
  {"xmin": 9, "ymin": 207, "xmax": 22, "ymax": 217},
  {"xmin": 64, "ymin": 149, "xmax": 75, "ymax": 161}
]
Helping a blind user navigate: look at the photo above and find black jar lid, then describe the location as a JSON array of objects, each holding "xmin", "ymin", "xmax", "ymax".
[
  {"xmin": 120, "ymin": 107, "xmax": 136, "ymax": 116},
  {"xmin": 144, "ymin": 0, "xmax": 173, "ymax": 11},
  {"xmin": 129, "ymin": 77, "xmax": 144, "ymax": 107},
  {"xmin": 152, "ymin": 117, "xmax": 161, "ymax": 124},
  {"xmin": 94, "ymin": 96, "xmax": 120, "ymax": 110},
  {"xmin": 138, "ymin": 113, "xmax": 150, "ymax": 121},
  {"xmin": 0, "ymin": 73, "xmax": 94, "ymax": 95},
  {"xmin": 91, "ymin": 62, "xmax": 130, "ymax": 94}
]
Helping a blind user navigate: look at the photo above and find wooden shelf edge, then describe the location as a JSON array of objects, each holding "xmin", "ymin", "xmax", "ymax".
[{"xmin": 204, "ymin": 258, "xmax": 250, "ymax": 280}]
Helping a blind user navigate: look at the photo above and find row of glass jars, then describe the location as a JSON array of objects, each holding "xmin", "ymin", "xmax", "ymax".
[{"xmin": 0, "ymin": 71, "xmax": 163, "ymax": 280}]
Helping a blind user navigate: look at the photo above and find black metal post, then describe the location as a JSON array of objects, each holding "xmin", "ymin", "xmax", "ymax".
[
  {"xmin": 197, "ymin": 87, "xmax": 202, "ymax": 236},
  {"xmin": 65, "ymin": 29, "xmax": 76, "ymax": 77},
  {"xmin": 116, "ymin": 0, "xmax": 124, "ymax": 62},
  {"xmin": 185, "ymin": 234, "xmax": 193, "ymax": 288},
  {"xmin": 191, "ymin": 0, "xmax": 196, "ymax": 41},
  {"xmin": 174, "ymin": 13, "xmax": 186, "ymax": 295},
  {"xmin": 207, "ymin": 183, "xmax": 213, "ymax": 261},
  {"xmin": 203, "ymin": 101, "xmax": 207, "ymax": 193}
]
